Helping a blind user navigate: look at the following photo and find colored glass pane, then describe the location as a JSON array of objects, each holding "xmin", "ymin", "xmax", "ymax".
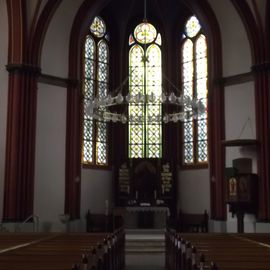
[
  {"xmin": 184, "ymin": 143, "xmax": 194, "ymax": 163},
  {"xmin": 129, "ymin": 44, "xmax": 144, "ymax": 158},
  {"xmin": 145, "ymin": 44, "xmax": 162, "ymax": 157},
  {"xmin": 98, "ymin": 40, "xmax": 108, "ymax": 63},
  {"xmin": 129, "ymin": 34, "xmax": 135, "ymax": 45},
  {"xmin": 195, "ymin": 34, "xmax": 208, "ymax": 163},
  {"xmin": 83, "ymin": 16, "xmax": 108, "ymax": 166},
  {"xmin": 90, "ymin": 16, "xmax": 106, "ymax": 38},
  {"xmin": 83, "ymin": 120, "xmax": 93, "ymax": 163},
  {"xmin": 134, "ymin": 22, "xmax": 157, "ymax": 44},
  {"xmin": 185, "ymin": 16, "xmax": 201, "ymax": 38},
  {"xmin": 181, "ymin": 16, "xmax": 208, "ymax": 165},
  {"xmin": 96, "ymin": 121, "xmax": 107, "ymax": 164},
  {"xmin": 129, "ymin": 45, "xmax": 144, "ymax": 96},
  {"xmin": 85, "ymin": 36, "xmax": 95, "ymax": 59},
  {"xmin": 129, "ymin": 122, "xmax": 144, "ymax": 158},
  {"xmin": 97, "ymin": 41, "xmax": 109, "ymax": 98},
  {"xmin": 128, "ymin": 31, "xmax": 162, "ymax": 158},
  {"xmin": 146, "ymin": 45, "xmax": 162, "ymax": 94},
  {"xmin": 198, "ymin": 139, "xmax": 207, "ymax": 162},
  {"xmin": 155, "ymin": 33, "xmax": 162, "ymax": 45}
]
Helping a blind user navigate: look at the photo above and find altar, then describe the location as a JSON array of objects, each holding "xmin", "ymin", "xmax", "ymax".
[
  {"xmin": 114, "ymin": 158, "xmax": 177, "ymax": 221},
  {"xmin": 115, "ymin": 206, "xmax": 169, "ymax": 229}
]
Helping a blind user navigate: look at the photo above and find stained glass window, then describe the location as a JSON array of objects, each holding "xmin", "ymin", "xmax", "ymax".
[
  {"xmin": 129, "ymin": 34, "xmax": 135, "ymax": 45},
  {"xmin": 90, "ymin": 16, "xmax": 106, "ymax": 38},
  {"xmin": 134, "ymin": 22, "xmax": 157, "ymax": 44},
  {"xmin": 129, "ymin": 22, "xmax": 162, "ymax": 158},
  {"xmin": 185, "ymin": 16, "xmax": 200, "ymax": 38},
  {"xmin": 82, "ymin": 16, "xmax": 109, "ymax": 166},
  {"xmin": 181, "ymin": 16, "xmax": 208, "ymax": 165}
]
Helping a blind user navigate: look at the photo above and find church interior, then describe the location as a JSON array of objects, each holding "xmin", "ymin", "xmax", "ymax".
[{"xmin": 0, "ymin": 0, "xmax": 270, "ymax": 269}]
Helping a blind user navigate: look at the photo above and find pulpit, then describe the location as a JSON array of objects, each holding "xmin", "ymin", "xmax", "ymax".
[{"xmin": 225, "ymin": 160, "xmax": 258, "ymax": 233}]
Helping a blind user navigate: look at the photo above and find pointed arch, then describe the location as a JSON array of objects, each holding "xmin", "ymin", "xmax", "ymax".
[
  {"xmin": 182, "ymin": 0, "xmax": 225, "ymax": 220},
  {"xmin": 128, "ymin": 22, "xmax": 162, "ymax": 159},
  {"xmin": 82, "ymin": 16, "xmax": 109, "ymax": 166},
  {"xmin": 181, "ymin": 16, "xmax": 208, "ymax": 166}
]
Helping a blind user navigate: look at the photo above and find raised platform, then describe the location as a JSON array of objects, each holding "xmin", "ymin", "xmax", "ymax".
[{"xmin": 125, "ymin": 229, "xmax": 165, "ymax": 236}]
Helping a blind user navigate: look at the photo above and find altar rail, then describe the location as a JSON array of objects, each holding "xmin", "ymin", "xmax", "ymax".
[{"xmin": 114, "ymin": 206, "xmax": 170, "ymax": 229}]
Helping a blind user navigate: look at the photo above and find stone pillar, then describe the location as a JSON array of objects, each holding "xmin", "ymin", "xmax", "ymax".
[
  {"xmin": 65, "ymin": 82, "xmax": 81, "ymax": 219},
  {"xmin": 253, "ymin": 63, "xmax": 270, "ymax": 220},
  {"xmin": 3, "ymin": 64, "xmax": 40, "ymax": 222}
]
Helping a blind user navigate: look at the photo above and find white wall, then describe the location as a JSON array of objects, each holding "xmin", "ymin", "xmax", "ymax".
[
  {"xmin": 34, "ymin": 83, "xmax": 67, "ymax": 232},
  {"xmin": 79, "ymin": 168, "xmax": 113, "ymax": 231},
  {"xmin": 225, "ymin": 82, "xmax": 256, "ymax": 141},
  {"xmin": 0, "ymin": 0, "xmax": 9, "ymax": 222},
  {"xmin": 37, "ymin": 0, "xmax": 83, "ymax": 231},
  {"xmin": 208, "ymin": 0, "xmax": 252, "ymax": 76},
  {"xmin": 41, "ymin": 0, "xmax": 84, "ymax": 78},
  {"xmin": 37, "ymin": 0, "xmax": 115, "ymax": 232},
  {"xmin": 224, "ymin": 82, "xmax": 257, "ymax": 172},
  {"xmin": 178, "ymin": 169, "xmax": 210, "ymax": 214},
  {"xmin": 81, "ymin": 168, "xmax": 113, "ymax": 215}
]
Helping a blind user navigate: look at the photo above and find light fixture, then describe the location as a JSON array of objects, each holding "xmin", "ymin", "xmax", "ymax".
[{"xmin": 86, "ymin": 0, "xmax": 206, "ymax": 124}]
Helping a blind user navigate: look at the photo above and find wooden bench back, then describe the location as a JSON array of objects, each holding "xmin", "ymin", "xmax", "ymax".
[{"xmin": 177, "ymin": 210, "xmax": 209, "ymax": 232}]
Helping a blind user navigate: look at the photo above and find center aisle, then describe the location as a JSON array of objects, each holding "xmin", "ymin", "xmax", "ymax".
[
  {"xmin": 126, "ymin": 254, "xmax": 165, "ymax": 270},
  {"xmin": 124, "ymin": 229, "xmax": 165, "ymax": 270}
]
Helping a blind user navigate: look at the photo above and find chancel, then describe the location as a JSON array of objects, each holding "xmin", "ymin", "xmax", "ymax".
[{"xmin": 1, "ymin": 0, "xmax": 270, "ymax": 269}]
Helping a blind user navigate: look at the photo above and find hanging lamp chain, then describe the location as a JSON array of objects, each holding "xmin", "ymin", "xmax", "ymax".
[{"xmin": 144, "ymin": 0, "xmax": 147, "ymax": 22}]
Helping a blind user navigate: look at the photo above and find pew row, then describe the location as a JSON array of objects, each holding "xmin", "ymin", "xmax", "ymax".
[
  {"xmin": 0, "ymin": 227, "xmax": 125, "ymax": 270},
  {"xmin": 166, "ymin": 229, "xmax": 270, "ymax": 270},
  {"xmin": 0, "ymin": 232, "xmax": 57, "ymax": 252}
]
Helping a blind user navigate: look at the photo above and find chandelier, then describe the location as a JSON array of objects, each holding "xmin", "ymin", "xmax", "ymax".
[
  {"xmin": 86, "ymin": 0, "xmax": 206, "ymax": 124},
  {"xmin": 86, "ymin": 85, "xmax": 206, "ymax": 124}
]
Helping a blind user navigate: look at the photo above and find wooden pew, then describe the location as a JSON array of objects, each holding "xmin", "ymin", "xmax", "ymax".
[
  {"xmin": 177, "ymin": 210, "xmax": 209, "ymax": 233},
  {"xmin": 0, "ymin": 232, "xmax": 54, "ymax": 251},
  {"xmin": 166, "ymin": 229, "xmax": 270, "ymax": 270},
  {"xmin": 0, "ymin": 227, "xmax": 125, "ymax": 270}
]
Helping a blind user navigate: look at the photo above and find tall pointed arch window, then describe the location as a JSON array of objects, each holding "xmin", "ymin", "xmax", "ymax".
[
  {"xmin": 181, "ymin": 16, "xmax": 208, "ymax": 165},
  {"xmin": 82, "ymin": 16, "xmax": 109, "ymax": 166},
  {"xmin": 128, "ymin": 22, "xmax": 162, "ymax": 158}
]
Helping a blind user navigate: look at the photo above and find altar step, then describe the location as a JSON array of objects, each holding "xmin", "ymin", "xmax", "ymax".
[
  {"xmin": 125, "ymin": 229, "xmax": 165, "ymax": 235},
  {"xmin": 125, "ymin": 231, "xmax": 165, "ymax": 254}
]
